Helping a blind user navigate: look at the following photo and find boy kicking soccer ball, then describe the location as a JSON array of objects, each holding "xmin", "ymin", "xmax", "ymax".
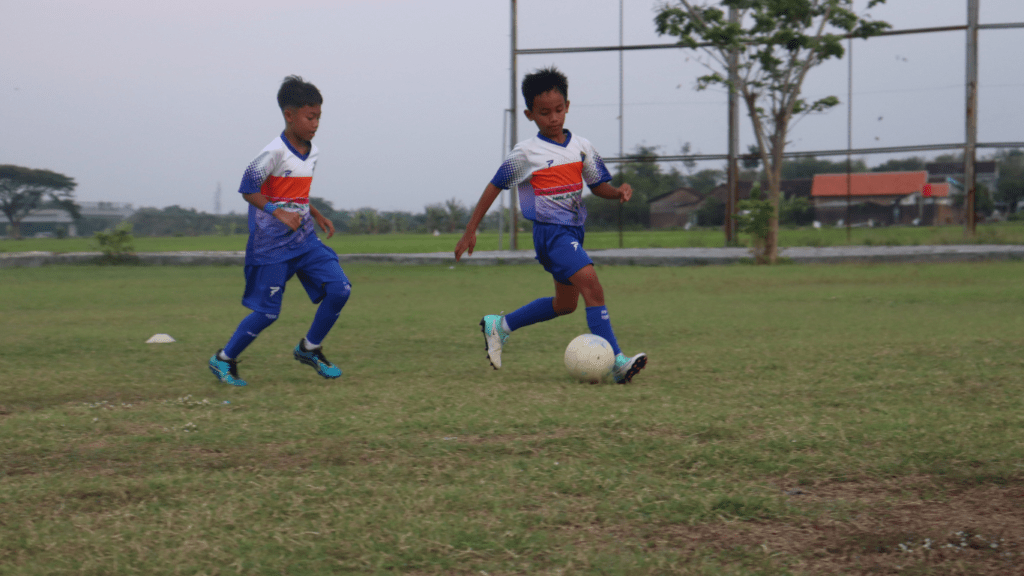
[
  {"xmin": 209, "ymin": 75, "xmax": 351, "ymax": 386},
  {"xmin": 454, "ymin": 66, "xmax": 647, "ymax": 384}
]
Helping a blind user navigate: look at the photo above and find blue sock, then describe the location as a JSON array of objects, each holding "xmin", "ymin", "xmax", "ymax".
[
  {"xmin": 306, "ymin": 281, "xmax": 351, "ymax": 346},
  {"xmin": 586, "ymin": 305, "xmax": 621, "ymax": 355},
  {"xmin": 223, "ymin": 311, "xmax": 277, "ymax": 358},
  {"xmin": 505, "ymin": 297, "xmax": 558, "ymax": 332}
]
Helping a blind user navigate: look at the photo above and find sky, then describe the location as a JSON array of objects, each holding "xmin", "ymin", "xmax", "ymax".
[{"xmin": 2, "ymin": 0, "xmax": 1022, "ymax": 215}]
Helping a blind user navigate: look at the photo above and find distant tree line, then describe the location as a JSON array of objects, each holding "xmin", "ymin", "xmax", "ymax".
[{"xmin": 4, "ymin": 149, "xmax": 1024, "ymax": 238}]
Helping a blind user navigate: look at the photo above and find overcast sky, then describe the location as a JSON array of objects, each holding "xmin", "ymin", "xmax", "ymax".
[{"xmin": 2, "ymin": 0, "xmax": 1022, "ymax": 215}]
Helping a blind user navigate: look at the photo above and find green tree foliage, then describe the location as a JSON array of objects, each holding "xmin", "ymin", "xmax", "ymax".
[
  {"xmin": 93, "ymin": 221, "xmax": 136, "ymax": 262},
  {"xmin": 736, "ymin": 183, "xmax": 774, "ymax": 263},
  {"xmin": 779, "ymin": 195, "xmax": 815, "ymax": 226},
  {"xmin": 586, "ymin": 146, "xmax": 685, "ymax": 230},
  {"xmin": 656, "ymin": 0, "xmax": 890, "ymax": 262},
  {"xmin": 696, "ymin": 196, "xmax": 725, "ymax": 226},
  {"xmin": 782, "ymin": 156, "xmax": 866, "ymax": 179},
  {"xmin": 687, "ymin": 168, "xmax": 725, "ymax": 195},
  {"xmin": 0, "ymin": 164, "xmax": 79, "ymax": 239},
  {"xmin": 872, "ymin": 156, "xmax": 926, "ymax": 173},
  {"xmin": 129, "ymin": 206, "xmax": 246, "ymax": 237},
  {"xmin": 994, "ymin": 149, "xmax": 1024, "ymax": 213}
]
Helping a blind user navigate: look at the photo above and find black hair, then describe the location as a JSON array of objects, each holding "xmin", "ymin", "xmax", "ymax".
[
  {"xmin": 277, "ymin": 75, "xmax": 323, "ymax": 110},
  {"xmin": 521, "ymin": 66, "xmax": 568, "ymax": 111}
]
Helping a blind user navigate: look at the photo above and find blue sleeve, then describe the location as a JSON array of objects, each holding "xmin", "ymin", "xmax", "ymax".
[
  {"xmin": 490, "ymin": 148, "xmax": 529, "ymax": 190},
  {"xmin": 238, "ymin": 151, "xmax": 273, "ymax": 196},
  {"xmin": 583, "ymin": 145, "xmax": 613, "ymax": 189}
]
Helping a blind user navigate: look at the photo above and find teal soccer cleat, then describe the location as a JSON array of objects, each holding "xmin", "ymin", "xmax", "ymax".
[
  {"xmin": 293, "ymin": 340, "xmax": 342, "ymax": 379},
  {"xmin": 480, "ymin": 314, "xmax": 510, "ymax": 369},
  {"xmin": 613, "ymin": 352, "xmax": 647, "ymax": 384},
  {"xmin": 209, "ymin": 350, "xmax": 247, "ymax": 386}
]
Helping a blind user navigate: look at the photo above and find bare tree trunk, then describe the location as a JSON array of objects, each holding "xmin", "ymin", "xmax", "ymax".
[{"xmin": 9, "ymin": 220, "xmax": 21, "ymax": 240}]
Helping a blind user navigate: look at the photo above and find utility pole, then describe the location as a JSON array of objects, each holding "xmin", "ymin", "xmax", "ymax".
[
  {"xmin": 846, "ymin": 37, "xmax": 853, "ymax": 241},
  {"xmin": 964, "ymin": 0, "xmax": 979, "ymax": 237},
  {"xmin": 618, "ymin": 0, "xmax": 625, "ymax": 248},
  {"xmin": 725, "ymin": 5, "xmax": 739, "ymax": 245},
  {"xmin": 510, "ymin": 0, "xmax": 519, "ymax": 250}
]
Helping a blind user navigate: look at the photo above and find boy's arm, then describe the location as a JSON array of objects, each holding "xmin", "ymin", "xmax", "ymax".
[
  {"xmin": 310, "ymin": 205, "xmax": 335, "ymax": 239},
  {"xmin": 590, "ymin": 182, "xmax": 632, "ymax": 203},
  {"xmin": 454, "ymin": 183, "xmax": 502, "ymax": 261},
  {"xmin": 242, "ymin": 192, "xmax": 303, "ymax": 232}
]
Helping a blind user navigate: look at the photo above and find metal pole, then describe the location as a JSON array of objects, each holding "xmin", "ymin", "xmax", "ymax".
[
  {"xmin": 499, "ymin": 109, "xmax": 507, "ymax": 251},
  {"xmin": 510, "ymin": 0, "xmax": 519, "ymax": 250},
  {"xmin": 726, "ymin": 5, "xmax": 739, "ymax": 245},
  {"xmin": 618, "ymin": 0, "xmax": 625, "ymax": 248},
  {"xmin": 846, "ymin": 36, "xmax": 853, "ymax": 241},
  {"xmin": 965, "ymin": 0, "xmax": 978, "ymax": 236}
]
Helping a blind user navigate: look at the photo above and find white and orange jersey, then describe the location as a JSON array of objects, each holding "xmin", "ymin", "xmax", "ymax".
[
  {"xmin": 238, "ymin": 133, "xmax": 322, "ymax": 265},
  {"xmin": 239, "ymin": 133, "xmax": 318, "ymax": 212},
  {"xmin": 490, "ymin": 130, "xmax": 612, "ymax": 227}
]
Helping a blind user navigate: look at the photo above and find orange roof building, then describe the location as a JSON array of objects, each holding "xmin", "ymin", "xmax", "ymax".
[
  {"xmin": 811, "ymin": 171, "xmax": 961, "ymax": 226},
  {"xmin": 812, "ymin": 171, "xmax": 928, "ymax": 199}
]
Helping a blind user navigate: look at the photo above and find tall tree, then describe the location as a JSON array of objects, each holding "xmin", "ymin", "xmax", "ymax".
[
  {"xmin": 656, "ymin": 0, "xmax": 889, "ymax": 262},
  {"xmin": 0, "ymin": 165, "xmax": 79, "ymax": 239}
]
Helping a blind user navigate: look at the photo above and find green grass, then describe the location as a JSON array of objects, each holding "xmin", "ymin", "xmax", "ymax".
[
  {"xmin": 2, "ymin": 262, "xmax": 1024, "ymax": 574},
  {"xmin": 3, "ymin": 221, "xmax": 1023, "ymax": 254}
]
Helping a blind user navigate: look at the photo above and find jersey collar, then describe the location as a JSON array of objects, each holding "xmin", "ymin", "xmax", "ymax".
[
  {"xmin": 537, "ymin": 129, "xmax": 572, "ymax": 148},
  {"xmin": 279, "ymin": 132, "xmax": 311, "ymax": 161}
]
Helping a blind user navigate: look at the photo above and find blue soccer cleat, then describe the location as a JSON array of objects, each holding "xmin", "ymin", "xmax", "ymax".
[
  {"xmin": 480, "ymin": 314, "xmax": 510, "ymax": 369},
  {"xmin": 293, "ymin": 340, "xmax": 342, "ymax": 379},
  {"xmin": 613, "ymin": 352, "xmax": 647, "ymax": 384},
  {"xmin": 209, "ymin": 350, "xmax": 247, "ymax": 386}
]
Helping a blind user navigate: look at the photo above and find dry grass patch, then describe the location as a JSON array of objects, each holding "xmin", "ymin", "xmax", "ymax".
[{"xmin": 619, "ymin": 476, "xmax": 1024, "ymax": 575}]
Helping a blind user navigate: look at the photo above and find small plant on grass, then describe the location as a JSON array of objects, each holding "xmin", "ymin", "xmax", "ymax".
[
  {"xmin": 93, "ymin": 221, "xmax": 137, "ymax": 263},
  {"xmin": 737, "ymin": 182, "xmax": 774, "ymax": 264}
]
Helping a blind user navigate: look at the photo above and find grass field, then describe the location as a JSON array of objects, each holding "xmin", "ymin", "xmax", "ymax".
[
  {"xmin": 3, "ymin": 221, "xmax": 1024, "ymax": 254},
  {"xmin": 2, "ymin": 262, "xmax": 1024, "ymax": 574}
]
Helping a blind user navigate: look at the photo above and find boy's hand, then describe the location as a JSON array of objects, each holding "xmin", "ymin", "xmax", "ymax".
[
  {"xmin": 617, "ymin": 183, "xmax": 633, "ymax": 203},
  {"xmin": 273, "ymin": 209, "xmax": 303, "ymax": 232},
  {"xmin": 454, "ymin": 230, "xmax": 476, "ymax": 262},
  {"xmin": 313, "ymin": 211, "xmax": 335, "ymax": 239}
]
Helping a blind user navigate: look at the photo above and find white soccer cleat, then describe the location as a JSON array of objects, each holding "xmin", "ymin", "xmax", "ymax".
[
  {"xmin": 480, "ymin": 314, "xmax": 510, "ymax": 369},
  {"xmin": 613, "ymin": 352, "xmax": 647, "ymax": 384}
]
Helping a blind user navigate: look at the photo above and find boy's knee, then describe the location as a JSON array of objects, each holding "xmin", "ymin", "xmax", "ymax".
[{"xmin": 324, "ymin": 281, "xmax": 351, "ymax": 305}]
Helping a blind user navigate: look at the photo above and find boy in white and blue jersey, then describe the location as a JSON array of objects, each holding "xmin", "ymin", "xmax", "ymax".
[
  {"xmin": 209, "ymin": 75, "xmax": 351, "ymax": 386},
  {"xmin": 455, "ymin": 67, "xmax": 647, "ymax": 384}
]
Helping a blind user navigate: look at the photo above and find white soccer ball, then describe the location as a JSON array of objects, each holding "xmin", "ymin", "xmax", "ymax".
[{"xmin": 564, "ymin": 334, "xmax": 615, "ymax": 384}]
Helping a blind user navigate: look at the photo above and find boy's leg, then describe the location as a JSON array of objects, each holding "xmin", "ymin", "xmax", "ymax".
[
  {"xmin": 481, "ymin": 292, "xmax": 566, "ymax": 370},
  {"xmin": 293, "ymin": 245, "xmax": 350, "ymax": 379},
  {"xmin": 568, "ymin": 265, "xmax": 647, "ymax": 384},
  {"xmin": 210, "ymin": 263, "xmax": 288, "ymax": 386}
]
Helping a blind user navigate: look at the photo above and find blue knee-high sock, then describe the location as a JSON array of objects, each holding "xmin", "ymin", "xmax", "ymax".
[
  {"xmin": 306, "ymin": 282, "xmax": 351, "ymax": 346},
  {"xmin": 223, "ymin": 311, "xmax": 278, "ymax": 359},
  {"xmin": 585, "ymin": 305, "xmax": 621, "ymax": 355},
  {"xmin": 505, "ymin": 297, "xmax": 558, "ymax": 332}
]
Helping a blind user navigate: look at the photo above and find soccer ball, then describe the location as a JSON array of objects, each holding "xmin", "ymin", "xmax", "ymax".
[{"xmin": 564, "ymin": 334, "xmax": 615, "ymax": 384}]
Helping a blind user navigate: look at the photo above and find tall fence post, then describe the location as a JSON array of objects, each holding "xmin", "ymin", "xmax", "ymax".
[{"xmin": 964, "ymin": 0, "xmax": 979, "ymax": 237}]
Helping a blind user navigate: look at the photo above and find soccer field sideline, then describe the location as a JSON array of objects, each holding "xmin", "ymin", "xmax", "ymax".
[{"xmin": 2, "ymin": 243, "xmax": 1024, "ymax": 268}]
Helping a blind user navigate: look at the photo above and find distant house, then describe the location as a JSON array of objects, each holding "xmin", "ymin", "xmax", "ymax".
[
  {"xmin": 649, "ymin": 187, "xmax": 702, "ymax": 228},
  {"xmin": 11, "ymin": 201, "xmax": 135, "ymax": 237},
  {"xmin": 925, "ymin": 161, "xmax": 998, "ymax": 191},
  {"xmin": 811, "ymin": 172, "xmax": 960, "ymax": 226}
]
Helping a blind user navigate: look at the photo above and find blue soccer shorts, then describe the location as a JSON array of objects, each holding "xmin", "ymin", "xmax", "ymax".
[
  {"xmin": 531, "ymin": 222, "xmax": 594, "ymax": 285},
  {"xmin": 242, "ymin": 243, "xmax": 350, "ymax": 315}
]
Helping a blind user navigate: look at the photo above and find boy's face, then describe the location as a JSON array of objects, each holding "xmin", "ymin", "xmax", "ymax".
[
  {"xmin": 524, "ymin": 89, "xmax": 569, "ymax": 142},
  {"xmin": 283, "ymin": 104, "xmax": 321, "ymax": 143}
]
